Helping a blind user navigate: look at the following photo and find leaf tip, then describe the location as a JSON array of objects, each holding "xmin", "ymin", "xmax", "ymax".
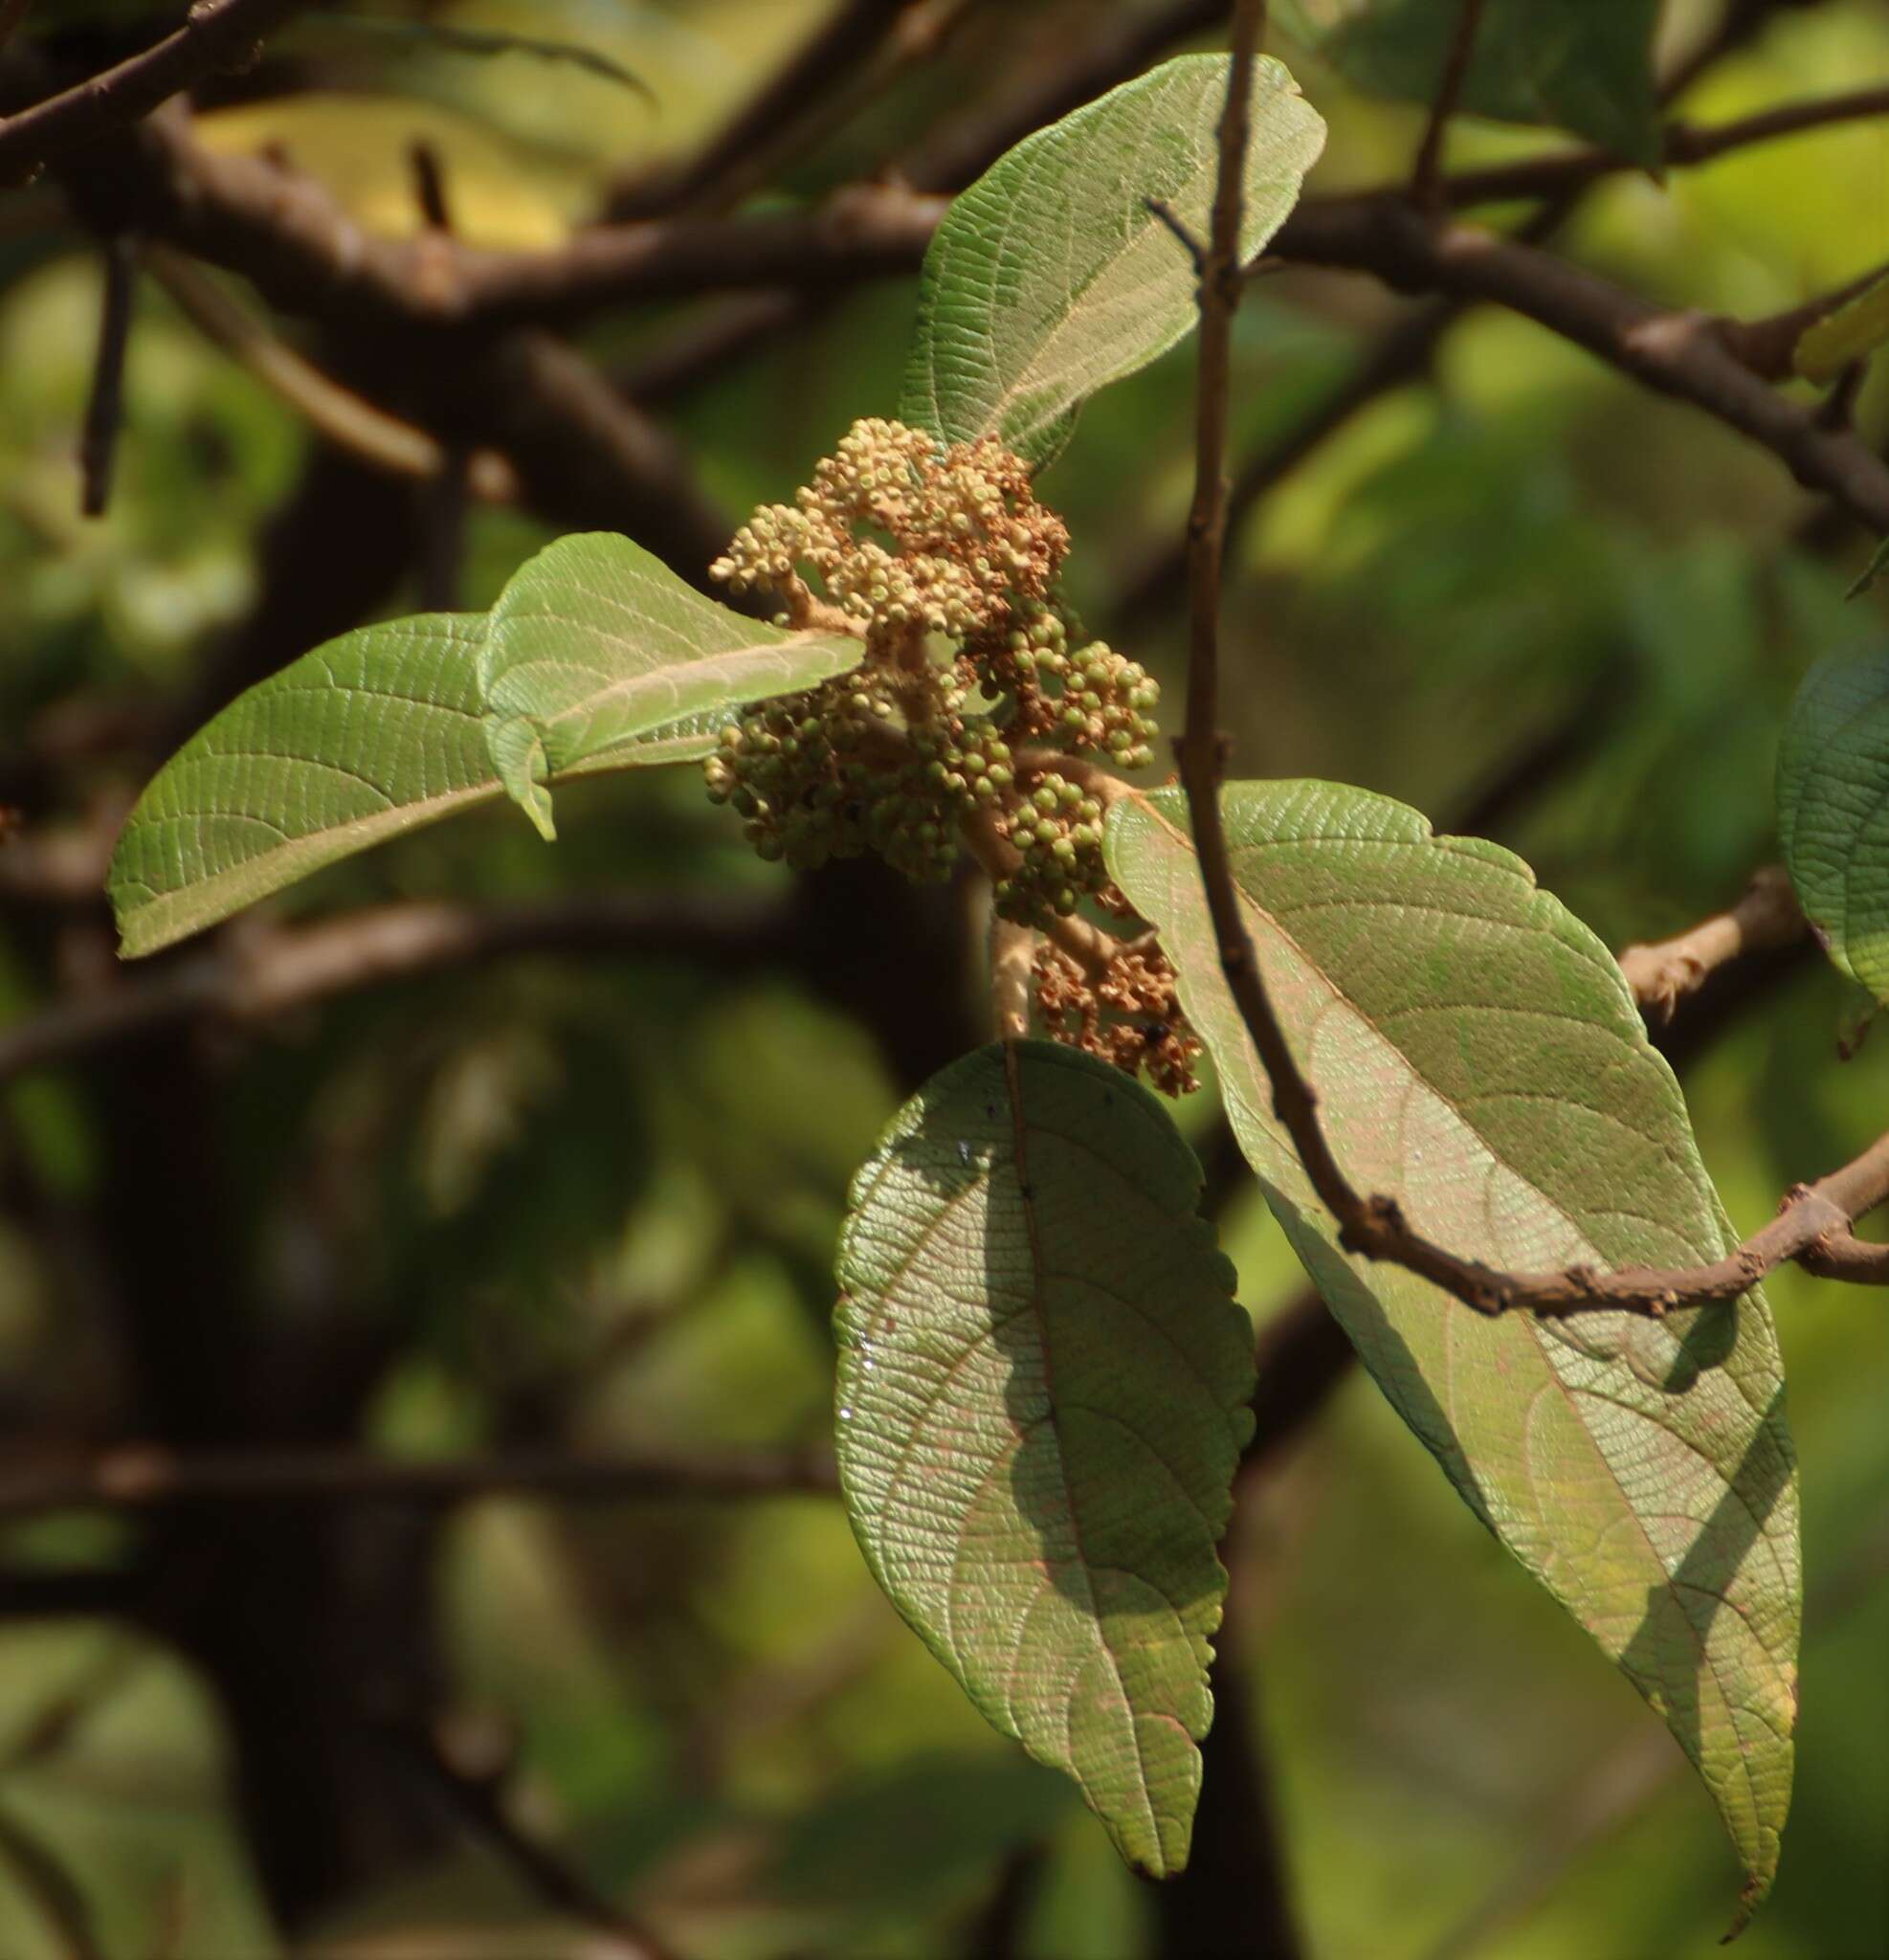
[
  {"xmin": 1720, "ymin": 1870, "xmax": 1769, "ymax": 1944},
  {"xmin": 485, "ymin": 714, "xmax": 558, "ymax": 843}
]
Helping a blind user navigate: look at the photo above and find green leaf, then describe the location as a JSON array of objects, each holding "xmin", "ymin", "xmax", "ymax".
[
  {"xmin": 1106, "ymin": 781, "xmax": 1800, "ymax": 1927},
  {"xmin": 1277, "ymin": 0, "xmax": 1662, "ymax": 166},
  {"xmin": 107, "ymin": 535, "xmax": 863, "ymax": 958},
  {"xmin": 834, "ymin": 1040, "xmax": 1255, "ymax": 1878},
  {"xmin": 479, "ymin": 534, "xmax": 857, "ymax": 779},
  {"xmin": 1777, "ymin": 645, "xmax": 1889, "ymax": 1004},
  {"xmin": 900, "ymin": 54, "xmax": 1325, "ymax": 468},
  {"xmin": 303, "ymin": 15, "xmax": 656, "ymax": 100},
  {"xmin": 1794, "ymin": 272, "xmax": 1889, "ymax": 385},
  {"xmin": 1846, "ymin": 536, "xmax": 1889, "ymax": 600}
]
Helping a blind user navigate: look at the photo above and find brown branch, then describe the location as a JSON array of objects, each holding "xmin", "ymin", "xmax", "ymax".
[
  {"xmin": 145, "ymin": 246, "xmax": 517, "ymax": 501},
  {"xmin": 1716, "ymin": 254, "xmax": 1889, "ymax": 382},
  {"xmin": 610, "ymin": 0, "xmax": 908, "ymax": 218},
  {"xmin": 619, "ymin": 0, "xmax": 1234, "ymax": 407},
  {"xmin": 410, "ymin": 139, "xmax": 467, "ymax": 611},
  {"xmin": 0, "ymin": 1441, "xmax": 836, "ymax": 1520},
  {"xmin": 58, "ymin": 109, "xmax": 944, "ymax": 336},
  {"xmin": 1240, "ymin": 1288, "xmax": 1355, "ymax": 1476},
  {"xmin": 78, "ymin": 233, "xmax": 136, "ymax": 518},
  {"xmin": 425, "ymin": 330, "xmax": 730, "ymax": 578},
  {"xmin": 0, "ymin": 893, "xmax": 798, "ymax": 1085},
  {"xmin": 1438, "ymin": 82, "xmax": 1889, "ymax": 212},
  {"xmin": 614, "ymin": 0, "xmax": 976, "ymax": 222},
  {"xmin": 0, "ymin": 1800, "xmax": 105, "ymax": 1960},
  {"xmin": 1155, "ymin": 9, "xmax": 1889, "ymax": 1322},
  {"xmin": 1147, "ymin": 750, "xmax": 1889, "ymax": 1312},
  {"xmin": 0, "ymin": 0, "xmax": 310, "ymax": 186},
  {"xmin": 1618, "ymin": 866, "xmax": 1809, "ymax": 1021},
  {"xmin": 1267, "ymin": 197, "xmax": 1889, "ymax": 532},
  {"xmin": 0, "ymin": 0, "xmax": 32, "ymax": 60},
  {"xmin": 1411, "ymin": 0, "xmax": 1486, "ymax": 210},
  {"xmin": 1170, "ymin": 0, "xmax": 1391, "ymax": 1370},
  {"xmin": 902, "ymin": 0, "xmax": 1230, "ymax": 193}
]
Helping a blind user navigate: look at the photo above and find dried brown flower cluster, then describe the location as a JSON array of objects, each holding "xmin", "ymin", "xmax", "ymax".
[
  {"xmin": 712, "ymin": 417, "xmax": 1067, "ymax": 643},
  {"xmin": 705, "ymin": 417, "xmax": 1198, "ymax": 1092},
  {"xmin": 1032, "ymin": 941, "xmax": 1203, "ymax": 1100}
]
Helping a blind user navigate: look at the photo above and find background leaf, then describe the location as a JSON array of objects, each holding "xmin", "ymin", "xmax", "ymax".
[
  {"xmin": 107, "ymin": 536, "xmax": 863, "ymax": 956},
  {"xmin": 1106, "ymin": 780, "xmax": 1800, "ymax": 1926},
  {"xmin": 1276, "ymin": 0, "xmax": 1662, "ymax": 164},
  {"xmin": 833, "ymin": 1040, "xmax": 1255, "ymax": 1878},
  {"xmin": 900, "ymin": 54, "xmax": 1325, "ymax": 467},
  {"xmin": 301, "ymin": 15, "xmax": 656, "ymax": 100},
  {"xmin": 1795, "ymin": 272, "xmax": 1889, "ymax": 384},
  {"xmin": 1846, "ymin": 537, "xmax": 1889, "ymax": 599},
  {"xmin": 1777, "ymin": 645, "xmax": 1889, "ymax": 1003}
]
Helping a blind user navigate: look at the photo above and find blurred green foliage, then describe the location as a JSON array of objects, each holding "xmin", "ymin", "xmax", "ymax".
[{"xmin": 1, "ymin": 2, "xmax": 1886, "ymax": 1956}]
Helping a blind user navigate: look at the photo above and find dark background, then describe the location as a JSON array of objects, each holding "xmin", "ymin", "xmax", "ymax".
[{"xmin": 0, "ymin": 2, "xmax": 1885, "ymax": 1955}]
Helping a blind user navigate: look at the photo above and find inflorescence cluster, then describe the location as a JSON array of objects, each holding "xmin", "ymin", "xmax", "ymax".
[
  {"xmin": 1033, "ymin": 941, "xmax": 1204, "ymax": 1100},
  {"xmin": 704, "ymin": 418, "xmax": 1195, "ymax": 1090}
]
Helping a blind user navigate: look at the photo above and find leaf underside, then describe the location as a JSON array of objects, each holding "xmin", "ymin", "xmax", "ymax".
[
  {"xmin": 107, "ymin": 534, "xmax": 863, "ymax": 957},
  {"xmin": 1106, "ymin": 781, "xmax": 1799, "ymax": 1929},
  {"xmin": 1277, "ymin": 0, "xmax": 1662, "ymax": 165},
  {"xmin": 834, "ymin": 1040, "xmax": 1256, "ymax": 1878},
  {"xmin": 1777, "ymin": 644, "xmax": 1889, "ymax": 1005},
  {"xmin": 900, "ymin": 54, "xmax": 1326, "ymax": 468}
]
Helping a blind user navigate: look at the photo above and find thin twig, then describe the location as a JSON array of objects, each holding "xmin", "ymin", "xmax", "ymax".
[
  {"xmin": 609, "ymin": 0, "xmax": 909, "ymax": 219},
  {"xmin": 410, "ymin": 139, "xmax": 470, "ymax": 611},
  {"xmin": 1617, "ymin": 867, "xmax": 1808, "ymax": 1022},
  {"xmin": 0, "ymin": 0, "xmax": 310, "ymax": 185},
  {"xmin": 374, "ymin": 1714, "xmax": 680, "ymax": 1959},
  {"xmin": 1266, "ymin": 198, "xmax": 1889, "ymax": 532},
  {"xmin": 0, "ymin": 1441, "xmax": 837, "ymax": 1521},
  {"xmin": 0, "ymin": 893, "xmax": 798, "ymax": 1085},
  {"xmin": 1438, "ymin": 83, "xmax": 1889, "ymax": 212},
  {"xmin": 408, "ymin": 138, "xmax": 453, "ymax": 234},
  {"xmin": 0, "ymin": 0, "xmax": 33, "ymax": 59},
  {"xmin": 0, "ymin": 1801, "xmax": 105, "ymax": 1960},
  {"xmin": 145, "ymin": 246, "xmax": 516, "ymax": 500},
  {"xmin": 1411, "ymin": 0, "xmax": 1486, "ymax": 210},
  {"xmin": 902, "ymin": 0, "xmax": 1230, "ymax": 192},
  {"xmin": 1162, "ymin": 2, "xmax": 1889, "ymax": 1320},
  {"xmin": 621, "ymin": 0, "xmax": 978, "ymax": 222},
  {"xmin": 78, "ymin": 234, "xmax": 136, "ymax": 518}
]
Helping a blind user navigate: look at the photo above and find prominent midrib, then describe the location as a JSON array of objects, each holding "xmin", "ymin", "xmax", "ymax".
[
  {"xmin": 114, "ymin": 779, "xmax": 502, "ymax": 956},
  {"xmin": 1000, "ymin": 1042, "xmax": 1163, "ymax": 1851},
  {"xmin": 987, "ymin": 92, "xmax": 1201, "ymax": 438},
  {"xmin": 1136, "ymin": 802, "xmax": 1782, "ymax": 1838}
]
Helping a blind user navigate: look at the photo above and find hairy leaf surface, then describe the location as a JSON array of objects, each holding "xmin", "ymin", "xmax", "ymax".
[
  {"xmin": 1106, "ymin": 781, "xmax": 1799, "ymax": 1926},
  {"xmin": 900, "ymin": 55, "xmax": 1324, "ymax": 467},
  {"xmin": 108, "ymin": 535, "xmax": 862, "ymax": 957},
  {"xmin": 834, "ymin": 1040, "xmax": 1255, "ymax": 1877},
  {"xmin": 1778, "ymin": 645, "xmax": 1889, "ymax": 1003},
  {"xmin": 1276, "ymin": 0, "xmax": 1661, "ymax": 164}
]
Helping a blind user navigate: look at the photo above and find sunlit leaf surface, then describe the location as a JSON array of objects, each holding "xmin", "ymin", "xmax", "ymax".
[
  {"xmin": 1107, "ymin": 779, "xmax": 1799, "ymax": 1927},
  {"xmin": 834, "ymin": 1040, "xmax": 1255, "ymax": 1876},
  {"xmin": 108, "ymin": 535, "xmax": 862, "ymax": 956},
  {"xmin": 1778, "ymin": 645, "xmax": 1889, "ymax": 1004},
  {"xmin": 901, "ymin": 55, "xmax": 1324, "ymax": 467}
]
